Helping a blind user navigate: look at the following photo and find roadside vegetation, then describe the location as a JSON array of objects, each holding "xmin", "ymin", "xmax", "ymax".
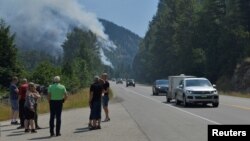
[
  {"xmin": 0, "ymin": 19, "xmax": 113, "ymax": 121},
  {"xmin": 220, "ymin": 91, "xmax": 250, "ymax": 99},
  {"xmin": 0, "ymin": 89, "xmax": 113, "ymax": 121},
  {"xmin": 0, "ymin": 19, "xmax": 109, "ymax": 93},
  {"xmin": 133, "ymin": 0, "xmax": 250, "ymax": 93}
]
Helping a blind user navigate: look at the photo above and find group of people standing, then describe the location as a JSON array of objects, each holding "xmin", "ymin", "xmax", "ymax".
[
  {"xmin": 9, "ymin": 75, "xmax": 67, "ymax": 136},
  {"xmin": 9, "ymin": 77, "xmax": 41, "ymax": 133},
  {"xmin": 8, "ymin": 72, "xmax": 110, "ymax": 136},
  {"xmin": 88, "ymin": 73, "xmax": 110, "ymax": 130}
]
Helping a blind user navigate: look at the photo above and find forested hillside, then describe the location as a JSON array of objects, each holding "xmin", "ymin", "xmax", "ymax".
[
  {"xmin": 133, "ymin": 0, "xmax": 250, "ymax": 91},
  {"xmin": 0, "ymin": 20, "xmax": 103, "ymax": 92},
  {"xmin": 100, "ymin": 19, "xmax": 142, "ymax": 78}
]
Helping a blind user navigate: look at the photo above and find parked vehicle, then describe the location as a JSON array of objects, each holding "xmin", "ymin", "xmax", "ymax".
[
  {"xmin": 116, "ymin": 78, "xmax": 123, "ymax": 84},
  {"xmin": 175, "ymin": 77, "xmax": 219, "ymax": 107},
  {"xmin": 167, "ymin": 74, "xmax": 194, "ymax": 102},
  {"xmin": 152, "ymin": 79, "xmax": 169, "ymax": 95},
  {"xmin": 126, "ymin": 79, "xmax": 135, "ymax": 87}
]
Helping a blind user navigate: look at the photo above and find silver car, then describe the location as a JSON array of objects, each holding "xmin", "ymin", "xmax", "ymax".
[{"xmin": 175, "ymin": 78, "xmax": 219, "ymax": 107}]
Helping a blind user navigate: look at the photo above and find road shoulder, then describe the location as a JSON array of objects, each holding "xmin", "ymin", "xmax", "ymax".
[{"xmin": 0, "ymin": 99, "xmax": 148, "ymax": 141}]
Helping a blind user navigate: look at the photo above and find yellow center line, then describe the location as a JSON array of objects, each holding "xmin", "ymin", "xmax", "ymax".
[{"xmin": 222, "ymin": 104, "xmax": 250, "ymax": 110}]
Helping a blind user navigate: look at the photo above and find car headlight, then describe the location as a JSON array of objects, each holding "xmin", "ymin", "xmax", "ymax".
[
  {"xmin": 212, "ymin": 90, "xmax": 218, "ymax": 94},
  {"xmin": 157, "ymin": 86, "xmax": 161, "ymax": 89},
  {"xmin": 186, "ymin": 90, "xmax": 193, "ymax": 94}
]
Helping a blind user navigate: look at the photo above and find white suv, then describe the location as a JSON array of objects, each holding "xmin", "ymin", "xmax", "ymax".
[{"xmin": 175, "ymin": 78, "xmax": 219, "ymax": 107}]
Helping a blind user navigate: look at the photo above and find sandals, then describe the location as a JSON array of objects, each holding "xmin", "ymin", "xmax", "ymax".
[{"xmin": 103, "ymin": 118, "xmax": 110, "ymax": 122}]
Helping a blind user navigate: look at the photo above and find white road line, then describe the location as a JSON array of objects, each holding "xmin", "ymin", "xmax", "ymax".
[{"xmin": 121, "ymin": 87, "xmax": 221, "ymax": 125}]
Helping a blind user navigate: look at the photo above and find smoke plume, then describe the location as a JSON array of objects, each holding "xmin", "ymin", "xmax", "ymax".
[{"xmin": 0, "ymin": 0, "xmax": 115, "ymax": 66}]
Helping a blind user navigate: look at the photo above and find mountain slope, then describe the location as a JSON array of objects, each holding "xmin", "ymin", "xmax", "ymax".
[{"xmin": 99, "ymin": 19, "xmax": 142, "ymax": 77}]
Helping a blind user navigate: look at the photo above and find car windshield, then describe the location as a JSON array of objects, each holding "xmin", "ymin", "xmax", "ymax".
[
  {"xmin": 156, "ymin": 80, "xmax": 169, "ymax": 85},
  {"xmin": 185, "ymin": 79, "xmax": 212, "ymax": 87},
  {"xmin": 127, "ymin": 79, "xmax": 134, "ymax": 82}
]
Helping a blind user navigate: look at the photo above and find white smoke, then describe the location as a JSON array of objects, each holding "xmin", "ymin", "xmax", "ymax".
[
  {"xmin": 0, "ymin": 0, "xmax": 115, "ymax": 66},
  {"xmin": 99, "ymin": 48, "xmax": 114, "ymax": 68}
]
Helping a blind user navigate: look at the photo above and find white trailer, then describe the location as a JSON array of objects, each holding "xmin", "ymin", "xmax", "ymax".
[{"xmin": 166, "ymin": 74, "xmax": 195, "ymax": 102}]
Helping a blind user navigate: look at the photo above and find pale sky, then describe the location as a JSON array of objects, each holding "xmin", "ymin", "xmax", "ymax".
[{"xmin": 79, "ymin": 0, "xmax": 159, "ymax": 37}]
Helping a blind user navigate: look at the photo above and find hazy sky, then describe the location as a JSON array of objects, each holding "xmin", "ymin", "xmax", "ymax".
[{"xmin": 79, "ymin": 0, "xmax": 159, "ymax": 37}]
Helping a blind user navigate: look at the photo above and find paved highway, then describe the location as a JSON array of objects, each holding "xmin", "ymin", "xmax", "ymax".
[
  {"xmin": 0, "ymin": 82, "xmax": 249, "ymax": 141},
  {"xmin": 112, "ymin": 82, "xmax": 250, "ymax": 141}
]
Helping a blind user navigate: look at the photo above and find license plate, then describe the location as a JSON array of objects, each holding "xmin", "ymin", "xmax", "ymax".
[{"xmin": 201, "ymin": 95, "xmax": 207, "ymax": 98}]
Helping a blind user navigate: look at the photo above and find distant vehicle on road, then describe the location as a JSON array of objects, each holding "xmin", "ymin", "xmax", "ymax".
[
  {"xmin": 116, "ymin": 78, "xmax": 123, "ymax": 84},
  {"xmin": 152, "ymin": 79, "xmax": 169, "ymax": 95},
  {"xmin": 126, "ymin": 79, "xmax": 135, "ymax": 87},
  {"xmin": 175, "ymin": 77, "xmax": 219, "ymax": 107}
]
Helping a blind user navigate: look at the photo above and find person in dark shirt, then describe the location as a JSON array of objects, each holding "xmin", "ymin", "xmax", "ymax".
[
  {"xmin": 9, "ymin": 76, "xmax": 19, "ymax": 125},
  {"xmin": 101, "ymin": 73, "xmax": 110, "ymax": 122},
  {"xmin": 89, "ymin": 76, "xmax": 103, "ymax": 130}
]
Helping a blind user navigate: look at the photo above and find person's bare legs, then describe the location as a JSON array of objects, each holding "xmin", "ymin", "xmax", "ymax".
[
  {"xmin": 24, "ymin": 119, "xmax": 29, "ymax": 130},
  {"xmin": 103, "ymin": 106, "xmax": 110, "ymax": 121},
  {"xmin": 11, "ymin": 110, "xmax": 18, "ymax": 123},
  {"xmin": 30, "ymin": 120, "xmax": 35, "ymax": 129},
  {"xmin": 92, "ymin": 120, "xmax": 97, "ymax": 128},
  {"xmin": 97, "ymin": 119, "xmax": 101, "ymax": 129},
  {"xmin": 88, "ymin": 119, "xmax": 93, "ymax": 127},
  {"xmin": 11, "ymin": 110, "xmax": 14, "ymax": 122},
  {"xmin": 13, "ymin": 111, "xmax": 18, "ymax": 121},
  {"xmin": 30, "ymin": 120, "xmax": 36, "ymax": 133}
]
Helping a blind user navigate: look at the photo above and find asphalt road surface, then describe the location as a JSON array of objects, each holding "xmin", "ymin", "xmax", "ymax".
[
  {"xmin": 112, "ymin": 82, "xmax": 250, "ymax": 141},
  {"xmin": 1, "ymin": 82, "xmax": 250, "ymax": 141}
]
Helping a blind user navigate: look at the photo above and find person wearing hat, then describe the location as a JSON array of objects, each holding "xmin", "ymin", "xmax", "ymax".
[
  {"xmin": 88, "ymin": 76, "xmax": 103, "ymax": 130},
  {"xmin": 48, "ymin": 76, "xmax": 68, "ymax": 137}
]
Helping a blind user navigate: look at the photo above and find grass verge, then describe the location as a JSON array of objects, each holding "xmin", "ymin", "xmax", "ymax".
[
  {"xmin": 0, "ymin": 88, "xmax": 113, "ymax": 121},
  {"xmin": 220, "ymin": 91, "xmax": 250, "ymax": 98}
]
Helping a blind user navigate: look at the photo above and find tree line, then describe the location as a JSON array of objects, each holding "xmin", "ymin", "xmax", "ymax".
[
  {"xmin": 0, "ymin": 19, "xmax": 106, "ymax": 92},
  {"xmin": 133, "ymin": 0, "xmax": 250, "ymax": 90}
]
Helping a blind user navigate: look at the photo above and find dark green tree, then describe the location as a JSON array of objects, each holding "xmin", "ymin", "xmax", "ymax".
[
  {"xmin": 62, "ymin": 28, "xmax": 103, "ymax": 90},
  {"xmin": 31, "ymin": 61, "xmax": 61, "ymax": 86},
  {"xmin": 0, "ymin": 19, "xmax": 20, "ymax": 88}
]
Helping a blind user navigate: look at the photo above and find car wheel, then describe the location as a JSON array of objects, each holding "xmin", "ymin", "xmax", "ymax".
[
  {"xmin": 167, "ymin": 98, "xmax": 171, "ymax": 103},
  {"xmin": 183, "ymin": 96, "xmax": 189, "ymax": 107},
  {"xmin": 153, "ymin": 88, "xmax": 156, "ymax": 95},
  {"xmin": 176, "ymin": 99, "xmax": 181, "ymax": 105},
  {"xmin": 212, "ymin": 102, "xmax": 219, "ymax": 107},
  {"xmin": 202, "ymin": 103, "xmax": 207, "ymax": 106}
]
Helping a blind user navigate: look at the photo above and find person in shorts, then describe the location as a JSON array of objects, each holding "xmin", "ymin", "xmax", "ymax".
[
  {"xmin": 24, "ymin": 82, "xmax": 41, "ymax": 133},
  {"xmin": 101, "ymin": 73, "xmax": 110, "ymax": 122},
  {"xmin": 9, "ymin": 76, "xmax": 19, "ymax": 125}
]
